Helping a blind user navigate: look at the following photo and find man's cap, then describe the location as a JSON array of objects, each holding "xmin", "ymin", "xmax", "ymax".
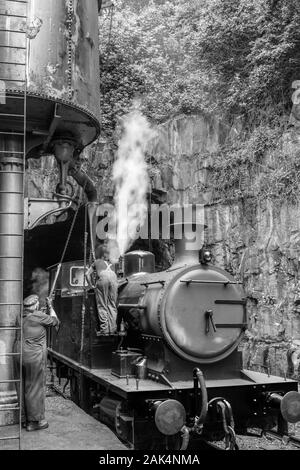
[{"xmin": 23, "ymin": 295, "xmax": 39, "ymax": 308}]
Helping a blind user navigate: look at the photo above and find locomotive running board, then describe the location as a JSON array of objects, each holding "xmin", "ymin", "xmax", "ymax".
[{"xmin": 48, "ymin": 348, "xmax": 298, "ymax": 401}]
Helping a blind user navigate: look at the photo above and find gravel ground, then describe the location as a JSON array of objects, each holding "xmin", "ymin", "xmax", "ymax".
[{"xmin": 231, "ymin": 427, "xmax": 300, "ymax": 450}]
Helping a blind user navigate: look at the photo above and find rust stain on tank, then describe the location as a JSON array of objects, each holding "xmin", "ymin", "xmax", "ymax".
[
  {"xmin": 25, "ymin": 17, "xmax": 43, "ymax": 39},
  {"xmin": 23, "ymin": 0, "xmax": 100, "ymax": 118}
]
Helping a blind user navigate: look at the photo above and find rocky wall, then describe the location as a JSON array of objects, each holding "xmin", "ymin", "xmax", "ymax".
[{"xmin": 146, "ymin": 114, "xmax": 300, "ymax": 380}]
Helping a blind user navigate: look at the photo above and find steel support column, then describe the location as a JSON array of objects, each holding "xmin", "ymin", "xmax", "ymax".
[{"xmin": 0, "ymin": 136, "xmax": 24, "ymax": 426}]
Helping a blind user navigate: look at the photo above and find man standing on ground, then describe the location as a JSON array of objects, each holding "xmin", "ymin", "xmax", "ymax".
[{"xmin": 15, "ymin": 295, "xmax": 59, "ymax": 432}]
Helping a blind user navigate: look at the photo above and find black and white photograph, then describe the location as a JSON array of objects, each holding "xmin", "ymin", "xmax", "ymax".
[{"xmin": 1, "ymin": 0, "xmax": 300, "ymax": 461}]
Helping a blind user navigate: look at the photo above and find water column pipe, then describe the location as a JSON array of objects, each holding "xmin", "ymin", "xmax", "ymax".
[
  {"xmin": 52, "ymin": 140, "xmax": 98, "ymax": 260},
  {"xmin": 0, "ymin": 135, "xmax": 24, "ymax": 425}
]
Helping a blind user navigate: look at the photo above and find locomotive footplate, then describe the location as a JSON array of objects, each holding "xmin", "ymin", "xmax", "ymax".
[{"xmin": 48, "ymin": 348, "xmax": 298, "ymax": 394}]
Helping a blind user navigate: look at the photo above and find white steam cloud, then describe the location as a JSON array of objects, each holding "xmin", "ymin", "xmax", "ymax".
[{"xmin": 109, "ymin": 108, "xmax": 155, "ymax": 262}]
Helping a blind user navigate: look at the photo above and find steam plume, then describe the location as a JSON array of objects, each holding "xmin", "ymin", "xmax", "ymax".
[{"xmin": 110, "ymin": 107, "xmax": 155, "ymax": 262}]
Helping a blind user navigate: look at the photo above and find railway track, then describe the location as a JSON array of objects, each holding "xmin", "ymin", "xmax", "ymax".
[
  {"xmin": 264, "ymin": 430, "xmax": 300, "ymax": 449},
  {"xmin": 200, "ymin": 430, "xmax": 300, "ymax": 451}
]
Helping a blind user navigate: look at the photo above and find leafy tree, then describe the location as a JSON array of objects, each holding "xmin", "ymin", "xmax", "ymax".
[{"xmin": 99, "ymin": 0, "xmax": 300, "ymax": 133}]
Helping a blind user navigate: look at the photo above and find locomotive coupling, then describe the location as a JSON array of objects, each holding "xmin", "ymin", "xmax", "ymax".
[{"xmin": 266, "ymin": 391, "xmax": 300, "ymax": 423}]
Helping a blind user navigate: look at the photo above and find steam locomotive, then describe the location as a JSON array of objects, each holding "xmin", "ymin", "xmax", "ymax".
[{"xmin": 47, "ymin": 225, "xmax": 300, "ymax": 450}]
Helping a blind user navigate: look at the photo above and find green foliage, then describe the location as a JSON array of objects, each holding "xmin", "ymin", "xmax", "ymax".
[
  {"xmin": 196, "ymin": 0, "xmax": 300, "ymax": 117},
  {"xmin": 202, "ymin": 120, "xmax": 300, "ymax": 203},
  {"xmin": 99, "ymin": 0, "xmax": 300, "ymax": 202},
  {"xmin": 100, "ymin": 0, "xmax": 300, "ymax": 130}
]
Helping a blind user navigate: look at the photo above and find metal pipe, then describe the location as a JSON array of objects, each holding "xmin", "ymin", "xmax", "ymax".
[
  {"xmin": 180, "ymin": 425, "xmax": 190, "ymax": 450},
  {"xmin": 267, "ymin": 393, "xmax": 282, "ymax": 408},
  {"xmin": 193, "ymin": 368, "xmax": 208, "ymax": 430},
  {"xmin": 52, "ymin": 142, "xmax": 98, "ymax": 264},
  {"xmin": 68, "ymin": 164, "xmax": 98, "ymax": 203},
  {"xmin": 170, "ymin": 206, "xmax": 206, "ymax": 267},
  {"xmin": 0, "ymin": 136, "xmax": 24, "ymax": 426}
]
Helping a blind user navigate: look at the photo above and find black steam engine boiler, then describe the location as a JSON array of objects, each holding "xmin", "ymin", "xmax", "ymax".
[{"xmin": 48, "ymin": 224, "xmax": 300, "ymax": 450}]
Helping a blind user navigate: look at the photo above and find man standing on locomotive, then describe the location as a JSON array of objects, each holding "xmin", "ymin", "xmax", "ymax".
[
  {"xmin": 15, "ymin": 295, "xmax": 60, "ymax": 431},
  {"xmin": 86, "ymin": 242, "xmax": 118, "ymax": 335}
]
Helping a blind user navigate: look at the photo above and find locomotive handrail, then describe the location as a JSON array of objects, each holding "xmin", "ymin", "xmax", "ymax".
[
  {"xmin": 141, "ymin": 280, "xmax": 165, "ymax": 288},
  {"xmin": 215, "ymin": 299, "xmax": 246, "ymax": 305},
  {"xmin": 118, "ymin": 304, "xmax": 147, "ymax": 310},
  {"xmin": 180, "ymin": 279, "xmax": 242, "ymax": 286},
  {"xmin": 215, "ymin": 323, "xmax": 248, "ymax": 330}
]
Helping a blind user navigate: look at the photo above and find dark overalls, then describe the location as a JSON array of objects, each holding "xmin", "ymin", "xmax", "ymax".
[
  {"xmin": 94, "ymin": 260, "xmax": 118, "ymax": 335},
  {"xmin": 15, "ymin": 309, "xmax": 59, "ymax": 422}
]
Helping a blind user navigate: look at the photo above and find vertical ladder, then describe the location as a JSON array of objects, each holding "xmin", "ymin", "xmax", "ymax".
[{"xmin": 0, "ymin": 0, "xmax": 28, "ymax": 450}]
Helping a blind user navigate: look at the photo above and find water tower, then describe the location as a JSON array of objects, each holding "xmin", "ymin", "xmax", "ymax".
[{"xmin": 0, "ymin": 0, "xmax": 101, "ymax": 431}]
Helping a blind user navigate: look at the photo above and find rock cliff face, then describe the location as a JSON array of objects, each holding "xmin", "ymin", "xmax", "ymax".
[
  {"xmin": 146, "ymin": 114, "xmax": 300, "ymax": 379},
  {"xmin": 25, "ymin": 114, "xmax": 300, "ymax": 379}
]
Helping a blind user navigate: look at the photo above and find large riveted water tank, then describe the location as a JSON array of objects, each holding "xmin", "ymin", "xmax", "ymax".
[{"xmin": 0, "ymin": 0, "xmax": 101, "ymax": 151}]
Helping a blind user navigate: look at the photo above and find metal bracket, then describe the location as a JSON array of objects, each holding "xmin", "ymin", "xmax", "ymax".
[{"xmin": 42, "ymin": 103, "xmax": 62, "ymax": 151}]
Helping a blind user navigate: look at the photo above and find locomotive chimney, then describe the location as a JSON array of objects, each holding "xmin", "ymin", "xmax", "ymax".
[{"xmin": 170, "ymin": 205, "xmax": 206, "ymax": 267}]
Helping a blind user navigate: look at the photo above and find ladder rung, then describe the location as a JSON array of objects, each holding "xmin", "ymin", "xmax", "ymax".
[
  {"xmin": 0, "ymin": 132, "xmax": 24, "ymax": 136},
  {"xmin": 0, "ymin": 279, "xmax": 22, "ymax": 281},
  {"xmin": 0, "ymin": 94, "xmax": 25, "ymax": 100},
  {"xmin": 0, "ymin": 29, "xmax": 25, "ymax": 34},
  {"xmin": 0, "ymin": 379, "xmax": 20, "ymax": 384},
  {"xmin": 0, "ymin": 257, "xmax": 23, "ymax": 259},
  {"xmin": 0, "ymin": 114, "xmax": 25, "ymax": 118},
  {"xmin": 0, "ymin": 232, "xmax": 23, "ymax": 235},
  {"xmin": 0, "ymin": 13, "xmax": 27, "ymax": 19},
  {"xmin": 0, "ymin": 192, "xmax": 24, "ymax": 195},
  {"xmin": 0, "ymin": 152, "xmax": 24, "ymax": 156},
  {"xmin": 0, "ymin": 45, "xmax": 26, "ymax": 50},
  {"xmin": 0, "ymin": 436, "xmax": 20, "ymax": 441},
  {"xmin": 0, "ymin": 212, "xmax": 24, "ymax": 215},
  {"xmin": 0, "ymin": 353, "xmax": 21, "ymax": 357},
  {"xmin": 0, "ymin": 303, "xmax": 22, "ymax": 307},
  {"xmin": 0, "ymin": 327, "xmax": 21, "ymax": 330},
  {"xmin": 0, "ymin": 172, "xmax": 24, "ymax": 175},
  {"xmin": 6, "ymin": 0, "xmax": 28, "ymax": 3},
  {"xmin": 0, "ymin": 61, "xmax": 26, "ymax": 66},
  {"xmin": 0, "ymin": 407, "xmax": 20, "ymax": 412},
  {"xmin": 0, "ymin": 78, "xmax": 25, "ymax": 83},
  {"xmin": 0, "ymin": 406, "xmax": 20, "ymax": 411}
]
